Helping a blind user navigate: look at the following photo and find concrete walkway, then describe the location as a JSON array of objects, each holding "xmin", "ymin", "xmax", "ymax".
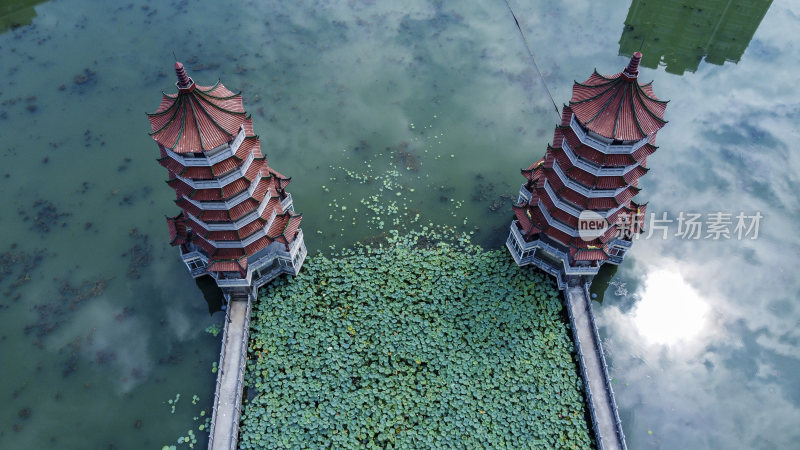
[
  {"xmin": 208, "ymin": 300, "xmax": 251, "ymax": 450},
  {"xmin": 565, "ymin": 284, "xmax": 626, "ymax": 450}
]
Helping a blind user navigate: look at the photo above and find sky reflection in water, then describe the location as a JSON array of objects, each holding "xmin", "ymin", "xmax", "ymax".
[{"xmin": 631, "ymin": 268, "xmax": 711, "ymax": 346}]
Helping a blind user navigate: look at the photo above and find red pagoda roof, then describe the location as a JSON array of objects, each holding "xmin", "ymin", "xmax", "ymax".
[
  {"xmin": 148, "ymin": 62, "xmax": 248, "ymax": 153},
  {"xmin": 571, "ymin": 247, "xmax": 609, "ymax": 262},
  {"xmin": 166, "ymin": 213, "xmax": 188, "ymax": 246},
  {"xmin": 207, "ymin": 257, "xmax": 247, "ymax": 274},
  {"xmin": 267, "ymin": 212, "xmax": 303, "ymax": 245},
  {"xmin": 569, "ymin": 53, "xmax": 667, "ymax": 141}
]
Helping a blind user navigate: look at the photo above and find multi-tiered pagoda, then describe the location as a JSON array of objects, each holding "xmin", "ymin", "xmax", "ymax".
[
  {"xmin": 148, "ymin": 62, "xmax": 307, "ymax": 301},
  {"xmin": 507, "ymin": 52, "xmax": 667, "ymax": 289}
]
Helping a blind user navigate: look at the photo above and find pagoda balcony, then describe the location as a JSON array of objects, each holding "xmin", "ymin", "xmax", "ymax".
[
  {"xmin": 211, "ymin": 229, "xmax": 268, "ymax": 249},
  {"xmin": 517, "ymin": 185, "xmax": 533, "ymax": 205},
  {"xmin": 610, "ymin": 238, "xmax": 633, "ymax": 248},
  {"xmin": 508, "ymin": 221, "xmax": 568, "ymax": 264},
  {"xmin": 211, "ymin": 230, "xmax": 305, "ymax": 288},
  {"xmin": 213, "ymin": 260, "xmax": 287, "ymax": 288},
  {"xmin": 507, "ymin": 222, "xmax": 601, "ymax": 279},
  {"xmin": 561, "ymin": 138, "xmax": 638, "ymax": 176},
  {"xmin": 251, "ymin": 265, "xmax": 287, "ymax": 289},
  {"xmin": 535, "ymin": 195, "xmax": 635, "ymax": 243},
  {"xmin": 208, "ymin": 209, "xmax": 293, "ymax": 249},
  {"xmin": 607, "ymin": 254, "xmax": 624, "ymax": 265},
  {"xmin": 542, "ymin": 181, "xmax": 626, "ymax": 219},
  {"xmin": 186, "ymin": 188, "xmax": 290, "ymax": 218},
  {"xmin": 543, "ymin": 181, "xmax": 581, "ymax": 216},
  {"xmin": 185, "ymin": 175, "xmax": 267, "ymax": 211},
  {"xmin": 288, "ymin": 228, "xmax": 305, "ymax": 255},
  {"xmin": 163, "ymin": 128, "xmax": 247, "ymax": 166},
  {"xmin": 181, "ymin": 247, "xmax": 207, "ymax": 261},
  {"xmin": 280, "ymin": 193, "xmax": 294, "ymax": 213},
  {"xmin": 187, "ymin": 195, "xmax": 278, "ymax": 232},
  {"xmin": 569, "ymin": 115, "xmax": 650, "ymax": 154},
  {"xmin": 212, "ymin": 275, "xmax": 251, "ymax": 288},
  {"xmin": 237, "ymin": 229, "xmax": 305, "ymax": 274},
  {"xmin": 564, "ymin": 264, "xmax": 602, "ymax": 275},
  {"xmin": 536, "ymin": 199, "xmax": 580, "ymax": 237},
  {"xmin": 551, "ymin": 159, "xmax": 623, "ymax": 197},
  {"xmin": 179, "ymin": 249, "xmax": 210, "ymax": 277},
  {"xmin": 184, "ymin": 189, "xmax": 251, "ymax": 211},
  {"xmin": 173, "ymin": 151, "xmax": 256, "ymax": 189}
]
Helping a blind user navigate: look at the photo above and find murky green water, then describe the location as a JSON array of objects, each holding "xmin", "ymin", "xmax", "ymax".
[{"xmin": 1, "ymin": 0, "xmax": 797, "ymax": 448}]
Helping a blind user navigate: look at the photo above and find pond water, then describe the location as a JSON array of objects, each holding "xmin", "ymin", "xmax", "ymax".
[{"xmin": 0, "ymin": 0, "xmax": 797, "ymax": 448}]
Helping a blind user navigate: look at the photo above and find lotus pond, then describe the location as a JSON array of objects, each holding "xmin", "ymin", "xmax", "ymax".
[{"xmin": 239, "ymin": 229, "xmax": 592, "ymax": 449}]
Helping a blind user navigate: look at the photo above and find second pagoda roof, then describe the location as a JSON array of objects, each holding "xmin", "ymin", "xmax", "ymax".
[
  {"xmin": 569, "ymin": 52, "xmax": 668, "ymax": 141},
  {"xmin": 147, "ymin": 62, "xmax": 248, "ymax": 153}
]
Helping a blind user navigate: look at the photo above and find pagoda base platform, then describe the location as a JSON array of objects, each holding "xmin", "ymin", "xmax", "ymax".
[
  {"xmin": 506, "ymin": 221, "xmax": 600, "ymax": 290},
  {"xmin": 180, "ymin": 230, "xmax": 307, "ymax": 302}
]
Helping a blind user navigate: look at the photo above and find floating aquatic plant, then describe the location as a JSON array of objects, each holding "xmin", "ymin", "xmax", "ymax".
[
  {"xmin": 162, "ymin": 393, "xmax": 210, "ymax": 449},
  {"xmin": 167, "ymin": 393, "xmax": 181, "ymax": 414},
  {"xmin": 205, "ymin": 323, "xmax": 222, "ymax": 337},
  {"xmin": 239, "ymin": 227, "xmax": 590, "ymax": 448}
]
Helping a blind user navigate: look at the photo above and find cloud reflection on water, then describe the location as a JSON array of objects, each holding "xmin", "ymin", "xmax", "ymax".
[{"xmin": 631, "ymin": 268, "xmax": 711, "ymax": 346}]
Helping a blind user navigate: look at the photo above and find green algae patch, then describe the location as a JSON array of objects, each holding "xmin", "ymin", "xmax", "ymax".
[{"xmin": 240, "ymin": 230, "xmax": 591, "ymax": 449}]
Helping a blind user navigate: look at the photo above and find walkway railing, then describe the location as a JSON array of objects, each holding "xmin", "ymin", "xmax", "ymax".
[
  {"xmin": 207, "ymin": 298, "xmax": 252, "ymax": 450},
  {"xmin": 563, "ymin": 288, "xmax": 601, "ymax": 445},
  {"xmin": 582, "ymin": 283, "xmax": 627, "ymax": 449},
  {"xmin": 563, "ymin": 280, "xmax": 626, "ymax": 450}
]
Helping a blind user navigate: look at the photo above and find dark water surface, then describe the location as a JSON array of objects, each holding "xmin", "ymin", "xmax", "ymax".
[{"xmin": 0, "ymin": 0, "xmax": 797, "ymax": 448}]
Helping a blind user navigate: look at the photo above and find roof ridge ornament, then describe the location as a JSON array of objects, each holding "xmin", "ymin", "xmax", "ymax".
[
  {"xmin": 622, "ymin": 51, "xmax": 642, "ymax": 80},
  {"xmin": 174, "ymin": 61, "xmax": 195, "ymax": 91}
]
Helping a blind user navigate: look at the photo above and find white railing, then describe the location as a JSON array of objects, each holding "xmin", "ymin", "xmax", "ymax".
[
  {"xmin": 563, "ymin": 287, "xmax": 605, "ymax": 449},
  {"xmin": 570, "ymin": 115, "xmax": 649, "ymax": 154},
  {"xmin": 187, "ymin": 179, "xmax": 281, "ymax": 215},
  {"xmin": 280, "ymin": 194, "xmax": 293, "ymax": 213},
  {"xmin": 207, "ymin": 296, "xmax": 252, "ymax": 450},
  {"xmin": 206, "ymin": 210, "xmax": 277, "ymax": 248},
  {"xmin": 213, "ymin": 277, "xmax": 251, "ymax": 288},
  {"xmin": 188, "ymin": 174, "xmax": 265, "ymax": 211},
  {"xmin": 162, "ymin": 127, "xmax": 247, "ymax": 166},
  {"xmin": 214, "ymin": 230, "xmax": 265, "ymax": 249},
  {"xmin": 185, "ymin": 187, "xmax": 273, "ymax": 232},
  {"xmin": 506, "ymin": 230, "xmax": 568, "ymax": 289},
  {"xmin": 207, "ymin": 229, "xmax": 305, "ymax": 289},
  {"xmin": 211, "ymin": 129, "xmax": 247, "ymax": 163},
  {"xmin": 174, "ymin": 151, "xmax": 255, "ymax": 189},
  {"xmin": 543, "ymin": 181, "xmax": 626, "ymax": 220},
  {"xmin": 543, "ymin": 181, "xmax": 582, "ymax": 216},
  {"xmin": 578, "ymin": 283, "xmax": 628, "ymax": 449},
  {"xmin": 183, "ymin": 181, "xmax": 255, "ymax": 211},
  {"xmin": 551, "ymin": 159, "xmax": 620, "ymax": 198},
  {"xmin": 537, "ymin": 200, "xmax": 580, "ymax": 237},
  {"xmin": 509, "ymin": 222, "xmax": 566, "ymax": 261},
  {"xmin": 518, "ymin": 185, "xmax": 532, "ymax": 205},
  {"xmin": 562, "ymin": 137, "xmax": 635, "ymax": 176},
  {"xmin": 508, "ymin": 223, "xmax": 601, "ymax": 277},
  {"xmin": 609, "ymin": 238, "xmax": 633, "ymax": 248},
  {"xmin": 563, "ymin": 264, "xmax": 601, "ymax": 275},
  {"xmin": 180, "ymin": 250, "xmax": 206, "ymax": 263}
]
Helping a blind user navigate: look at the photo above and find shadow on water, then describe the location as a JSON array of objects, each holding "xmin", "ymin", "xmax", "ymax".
[
  {"xmin": 0, "ymin": 0, "xmax": 50, "ymax": 33},
  {"xmin": 589, "ymin": 263, "xmax": 618, "ymax": 304},
  {"xmin": 195, "ymin": 275, "xmax": 224, "ymax": 315},
  {"xmin": 619, "ymin": 0, "xmax": 773, "ymax": 74}
]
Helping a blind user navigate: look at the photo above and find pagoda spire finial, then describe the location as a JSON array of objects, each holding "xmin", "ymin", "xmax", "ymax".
[
  {"xmin": 622, "ymin": 51, "xmax": 642, "ymax": 80},
  {"xmin": 174, "ymin": 61, "xmax": 194, "ymax": 90}
]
